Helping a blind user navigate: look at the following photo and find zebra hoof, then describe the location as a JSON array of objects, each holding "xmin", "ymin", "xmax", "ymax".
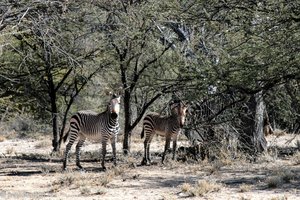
[
  {"xmin": 77, "ymin": 164, "xmax": 83, "ymax": 170},
  {"xmin": 141, "ymin": 158, "xmax": 151, "ymax": 166},
  {"xmin": 78, "ymin": 168, "xmax": 86, "ymax": 173}
]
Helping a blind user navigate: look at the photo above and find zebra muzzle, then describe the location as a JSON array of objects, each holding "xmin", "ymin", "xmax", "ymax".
[{"xmin": 111, "ymin": 112, "xmax": 118, "ymax": 119}]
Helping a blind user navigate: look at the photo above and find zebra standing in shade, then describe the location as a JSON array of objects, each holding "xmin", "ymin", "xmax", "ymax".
[
  {"xmin": 141, "ymin": 101, "xmax": 188, "ymax": 165},
  {"xmin": 62, "ymin": 94, "xmax": 121, "ymax": 170}
]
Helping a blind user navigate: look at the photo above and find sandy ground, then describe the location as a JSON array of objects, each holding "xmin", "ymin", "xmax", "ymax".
[{"xmin": 0, "ymin": 133, "xmax": 300, "ymax": 200}]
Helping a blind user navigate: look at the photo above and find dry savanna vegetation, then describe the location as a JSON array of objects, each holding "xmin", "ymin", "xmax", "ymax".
[{"xmin": 0, "ymin": 130, "xmax": 299, "ymax": 200}]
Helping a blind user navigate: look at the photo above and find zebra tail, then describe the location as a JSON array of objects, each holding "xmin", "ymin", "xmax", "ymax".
[
  {"xmin": 63, "ymin": 128, "xmax": 70, "ymax": 143},
  {"xmin": 141, "ymin": 128, "xmax": 144, "ymax": 139}
]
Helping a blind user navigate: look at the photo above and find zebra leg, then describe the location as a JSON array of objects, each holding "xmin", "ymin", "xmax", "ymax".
[
  {"xmin": 172, "ymin": 136, "xmax": 178, "ymax": 160},
  {"xmin": 162, "ymin": 137, "xmax": 171, "ymax": 164},
  {"xmin": 75, "ymin": 137, "xmax": 86, "ymax": 170},
  {"xmin": 101, "ymin": 139, "xmax": 107, "ymax": 170},
  {"xmin": 142, "ymin": 134, "xmax": 153, "ymax": 165},
  {"xmin": 142, "ymin": 140, "xmax": 149, "ymax": 165},
  {"xmin": 63, "ymin": 134, "xmax": 77, "ymax": 170},
  {"xmin": 111, "ymin": 136, "xmax": 117, "ymax": 166}
]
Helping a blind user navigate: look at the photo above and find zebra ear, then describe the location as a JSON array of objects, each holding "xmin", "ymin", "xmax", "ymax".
[
  {"xmin": 115, "ymin": 87, "xmax": 124, "ymax": 97},
  {"xmin": 182, "ymin": 101, "xmax": 189, "ymax": 109},
  {"xmin": 169, "ymin": 102, "xmax": 178, "ymax": 110},
  {"xmin": 112, "ymin": 93, "xmax": 118, "ymax": 98},
  {"xmin": 104, "ymin": 90, "xmax": 112, "ymax": 96}
]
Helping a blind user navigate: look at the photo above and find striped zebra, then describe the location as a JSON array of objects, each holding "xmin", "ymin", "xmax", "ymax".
[
  {"xmin": 62, "ymin": 95, "xmax": 121, "ymax": 171},
  {"xmin": 141, "ymin": 101, "xmax": 188, "ymax": 165}
]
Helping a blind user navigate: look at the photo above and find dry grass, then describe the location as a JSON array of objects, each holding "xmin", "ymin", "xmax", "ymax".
[
  {"xmin": 80, "ymin": 186, "xmax": 92, "ymax": 195},
  {"xmin": 272, "ymin": 129, "xmax": 287, "ymax": 137},
  {"xmin": 181, "ymin": 183, "xmax": 192, "ymax": 193},
  {"xmin": 0, "ymin": 135, "xmax": 6, "ymax": 142},
  {"xmin": 239, "ymin": 184, "xmax": 253, "ymax": 193},
  {"xmin": 1, "ymin": 133, "xmax": 299, "ymax": 199},
  {"xmin": 180, "ymin": 180, "xmax": 222, "ymax": 197},
  {"xmin": 34, "ymin": 140, "xmax": 51, "ymax": 149},
  {"xmin": 266, "ymin": 167, "xmax": 295, "ymax": 188},
  {"xmin": 5, "ymin": 146, "xmax": 15, "ymax": 155},
  {"xmin": 208, "ymin": 160, "xmax": 224, "ymax": 175},
  {"xmin": 50, "ymin": 165, "xmax": 126, "ymax": 194},
  {"xmin": 269, "ymin": 196, "xmax": 288, "ymax": 200},
  {"xmin": 161, "ymin": 193, "xmax": 177, "ymax": 200},
  {"xmin": 292, "ymin": 151, "xmax": 300, "ymax": 164},
  {"xmin": 256, "ymin": 149, "xmax": 279, "ymax": 163}
]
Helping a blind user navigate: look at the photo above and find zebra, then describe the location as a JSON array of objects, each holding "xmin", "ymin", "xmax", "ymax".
[
  {"xmin": 62, "ymin": 94, "xmax": 121, "ymax": 171},
  {"xmin": 141, "ymin": 101, "xmax": 188, "ymax": 165}
]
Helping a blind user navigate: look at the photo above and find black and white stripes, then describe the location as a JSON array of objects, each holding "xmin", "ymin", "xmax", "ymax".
[
  {"xmin": 63, "ymin": 95, "xmax": 121, "ymax": 170},
  {"xmin": 141, "ymin": 102, "xmax": 188, "ymax": 165}
]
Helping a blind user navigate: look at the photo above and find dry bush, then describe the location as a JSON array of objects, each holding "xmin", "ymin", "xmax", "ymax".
[
  {"xmin": 239, "ymin": 184, "xmax": 252, "ymax": 193},
  {"xmin": 40, "ymin": 165, "xmax": 58, "ymax": 174},
  {"xmin": 99, "ymin": 174, "xmax": 112, "ymax": 187},
  {"xmin": 181, "ymin": 183, "xmax": 192, "ymax": 193},
  {"xmin": 111, "ymin": 165, "xmax": 126, "ymax": 176},
  {"xmin": 50, "ymin": 167, "xmax": 125, "ymax": 194},
  {"xmin": 0, "ymin": 112, "xmax": 51, "ymax": 139},
  {"xmin": 272, "ymin": 129, "xmax": 287, "ymax": 137},
  {"xmin": 256, "ymin": 150, "xmax": 278, "ymax": 163},
  {"xmin": 57, "ymin": 173, "xmax": 78, "ymax": 187},
  {"xmin": 207, "ymin": 160, "xmax": 226, "ymax": 175},
  {"xmin": 266, "ymin": 176, "xmax": 283, "ymax": 188},
  {"xmin": 95, "ymin": 187, "xmax": 107, "ymax": 195},
  {"xmin": 292, "ymin": 151, "xmax": 300, "ymax": 164},
  {"xmin": 266, "ymin": 168, "xmax": 295, "ymax": 188},
  {"xmin": 5, "ymin": 146, "xmax": 15, "ymax": 155},
  {"xmin": 80, "ymin": 186, "xmax": 91, "ymax": 195},
  {"xmin": 0, "ymin": 135, "xmax": 6, "ymax": 142},
  {"xmin": 193, "ymin": 125, "xmax": 241, "ymax": 166},
  {"xmin": 126, "ymin": 156, "xmax": 138, "ymax": 168},
  {"xmin": 275, "ymin": 168, "xmax": 294, "ymax": 183},
  {"xmin": 180, "ymin": 180, "xmax": 222, "ymax": 197}
]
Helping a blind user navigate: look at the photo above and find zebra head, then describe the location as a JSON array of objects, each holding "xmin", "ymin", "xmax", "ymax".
[
  {"xmin": 109, "ymin": 95, "xmax": 121, "ymax": 119},
  {"xmin": 171, "ymin": 102, "xmax": 188, "ymax": 128},
  {"xmin": 178, "ymin": 103, "xmax": 188, "ymax": 128}
]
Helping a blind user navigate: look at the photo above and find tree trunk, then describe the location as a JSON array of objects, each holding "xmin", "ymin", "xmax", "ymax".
[
  {"xmin": 51, "ymin": 94, "xmax": 60, "ymax": 152},
  {"xmin": 57, "ymin": 98, "xmax": 73, "ymax": 150},
  {"xmin": 123, "ymin": 90, "xmax": 132, "ymax": 154},
  {"xmin": 253, "ymin": 91, "xmax": 267, "ymax": 152},
  {"xmin": 240, "ymin": 91, "xmax": 267, "ymax": 155},
  {"xmin": 47, "ymin": 69, "xmax": 59, "ymax": 152}
]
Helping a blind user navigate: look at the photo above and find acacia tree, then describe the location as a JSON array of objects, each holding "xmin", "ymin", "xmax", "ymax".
[
  {"xmin": 94, "ymin": 1, "xmax": 184, "ymax": 153},
  {"xmin": 0, "ymin": 1, "xmax": 109, "ymax": 151},
  {"xmin": 174, "ymin": 0, "xmax": 300, "ymax": 153}
]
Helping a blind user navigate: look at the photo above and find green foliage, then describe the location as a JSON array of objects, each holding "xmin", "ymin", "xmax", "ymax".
[{"xmin": 1, "ymin": 0, "xmax": 299, "ymax": 142}]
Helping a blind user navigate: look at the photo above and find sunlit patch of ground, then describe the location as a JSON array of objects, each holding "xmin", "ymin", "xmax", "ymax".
[{"xmin": 0, "ymin": 132, "xmax": 299, "ymax": 199}]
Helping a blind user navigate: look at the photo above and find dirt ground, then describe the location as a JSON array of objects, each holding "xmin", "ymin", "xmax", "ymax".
[{"xmin": 0, "ymin": 132, "xmax": 300, "ymax": 200}]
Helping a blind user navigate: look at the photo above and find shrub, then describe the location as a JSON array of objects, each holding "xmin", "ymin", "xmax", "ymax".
[
  {"xmin": 0, "ymin": 135, "xmax": 5, "ymax": 142},
  {"xmin": 180, "ymin": 180, "xmax": 222, "ymax": 197},
  {"xmin": 292, "ymin": 152, "xmax": 300, "ymax": 165},
  {"xmin": 239, "ymin": 184, "xmax": 252, "ymax": 192},
  {"xmin": 266, "ymin": 176, "xmax": 283, "ymax": 188}
]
